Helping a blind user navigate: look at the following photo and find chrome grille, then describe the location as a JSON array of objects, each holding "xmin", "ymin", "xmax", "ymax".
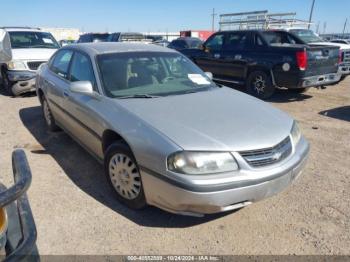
[
  {"xmin": 343, "ymin": 50, "xmax": 350, "ymax": 63},
  {"xmin": 27, "ymin": 61, "xmax": 46, "ymax": 70},
  {"xmin": 239, "ymin": 137, "xmax": 292, "ymax": 168}
]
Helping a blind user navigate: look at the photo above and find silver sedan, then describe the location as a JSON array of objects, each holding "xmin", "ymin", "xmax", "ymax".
[{"xmin": 35, "ymin": 43, "xmax": 310, "ymax": 216}]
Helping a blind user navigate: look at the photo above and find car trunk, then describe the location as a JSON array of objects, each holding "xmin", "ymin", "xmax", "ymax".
[{"xmin": 305, "ymin": 45, "xmax": 339, "ymax": 76}]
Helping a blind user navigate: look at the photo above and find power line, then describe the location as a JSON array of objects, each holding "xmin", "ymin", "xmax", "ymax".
[{"xmin": 308, "ymin": 0, "xmax": 316, "ymax": 29}]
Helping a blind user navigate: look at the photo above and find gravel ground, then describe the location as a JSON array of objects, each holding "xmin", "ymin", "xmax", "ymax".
[{"xmin": 0, "ymin": 79, "xmax": 349, "ymax": 255}]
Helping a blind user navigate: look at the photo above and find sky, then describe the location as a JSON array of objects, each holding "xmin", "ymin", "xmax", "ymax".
[{"xmin": 0, "ymin": 0, "xmax": 349, "ymax": 34}]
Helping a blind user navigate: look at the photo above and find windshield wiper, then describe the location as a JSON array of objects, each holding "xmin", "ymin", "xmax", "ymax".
[{"xmin": 117, "ymin": 94, "xmax": 161, "ymax": 99}]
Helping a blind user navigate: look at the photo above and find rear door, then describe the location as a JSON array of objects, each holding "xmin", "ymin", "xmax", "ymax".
[
  {"xmin": 45, "ymin": 49, "xmax": 73, "ymax": 125},
  {"xmin": 195, "ymin": 33, "xmax": 225, "ymax": 77},
  {"xmin": 62, "ymin": 51, "xmax": 103, "ymax": 156},
  {"xmin": 220, "ymin": 31, "xmax": 250, "ymax": 81}
]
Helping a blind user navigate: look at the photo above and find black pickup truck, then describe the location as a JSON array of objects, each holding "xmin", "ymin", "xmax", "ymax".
[{"xmin": 181, "ymin": 30, "xmax": 341, "ymax": 99}]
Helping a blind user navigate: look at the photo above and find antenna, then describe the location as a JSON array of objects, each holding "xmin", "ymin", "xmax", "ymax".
[
  {"xmin": 211, "ymin": 8, "xmax": 217, "ymax": 32},
  {"xmin": 308, "ymin": 0, "xmax": 316, "ymax": 29}
]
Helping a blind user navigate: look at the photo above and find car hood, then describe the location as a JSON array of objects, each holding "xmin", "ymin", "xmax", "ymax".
[
  {"xmin": 117, "ymin": 88, "xmax": 294, "ymax": 152},
  {"xmin": 310, "ymin": 42, "xmax": 350, "ymax": 50},
  {"xmin": 11, "ymin": 48, "xmax": 57, "ymax": 61}
]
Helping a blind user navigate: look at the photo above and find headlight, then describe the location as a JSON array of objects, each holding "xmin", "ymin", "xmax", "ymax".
[
  {"xmin": 7, "ymin": 61, "xmax": 27, "ymax": 70},
  {"xmin": 291, "ymin": 121, "xmax": 302, "ymax": 146},
  {"xmin": 167, "ymin": 151, "xmax": 239, "ymax": 175}
]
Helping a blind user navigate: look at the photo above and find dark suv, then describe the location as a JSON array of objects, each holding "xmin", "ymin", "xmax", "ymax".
[
  {"xmin": 181, "ymin": 30, "xmax": 341, "ymax": 99},
  {"xmin": 77, "ymin": 33, "xmax": 110, "ymax": 43}
]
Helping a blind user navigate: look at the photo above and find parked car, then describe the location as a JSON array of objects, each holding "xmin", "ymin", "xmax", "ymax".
[
  {"xmin": 168, "ymin": 37, "xmax": 203, "ymax": 51},
  {"xmin": 59, "ymin": 39, "xmax": 76, "ymax": 47},
  {"xmin": 107, "ymin": 32, "xmax": 147, "ymax": 43},
  {"xmin": 180, "ymin": 30, "xmax": 341, "ymax": 99},
  {"xmin": 144, "ymin": 35, "xmax": 163, "ymax": 42},
  {"xmin": 288, "ymin": 29, "xmax": 350, "ymax": 81},
  {"xmin": 0, "ymin": 149, "xmax": 38, "ymax": 260},
  {"xmin": 330, "ymin": 39, "xmax": 350, "ymax": 45},
  {"xmin": 0, "ymin": 27, "xmax": 60, "ymax": 96},
  {"xmin": 77, "ymin": 33, "xmax": 110, "ymax": 43},
  {"xmin": 36, "ymin": 43, "xmax": 309, "ymax": 216}
]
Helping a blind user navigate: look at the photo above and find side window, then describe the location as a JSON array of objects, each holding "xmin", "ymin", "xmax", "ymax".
[
  {"xmin": 171, "ymin": 40, "xmax": 187, "ymax": 49},
  {"xmin": 50, "ymin": 50, "xmax": 73, "ymax": 78},
  {"xmin": 205, "ymin": 34, "xmax": 224, "ymax": 51},
  {"xmin": 225, "ymin": 33, "xmax": 247, "ymax": 50},
  {"xmin": 69, "ymin": 52, "xmax": 97, "ymax": 91},
  {"xmin": 254, "ymin": 34, "xmax": 265, "ymax": 47}
]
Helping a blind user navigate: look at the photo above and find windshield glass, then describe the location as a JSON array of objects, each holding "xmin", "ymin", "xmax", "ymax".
[
  {"xmin": 188, "ymin": 39, "xmax": 203, "ymax": 48},
  {"xmin": 9, "ymin": 31, "xmax": 60, "ymax": 49},
  {"xmin": 261, "ymin": 31, "xmax": 304, "ymax": 45},
  {"xmin": 289, "ymin": 29, "xmax": 323, "ymax": 43},
  {"xmin": 91, "ymin": 34, "xmax": 110, "ymax": 42},
  {"xmin": 97, "ymin": 52, "xmax": 217, "ymax": 98}
]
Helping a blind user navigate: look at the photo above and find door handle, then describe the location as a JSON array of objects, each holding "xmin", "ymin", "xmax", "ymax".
[
  {"xmin": 63, "ymin": 90, "xmax": 70, "ymax": 98},
  {"xmin": 234, "ymin": 54, "xmax": 242, "ymax": 60},
  {"xmin": 214, "ymin": 53, "xmax": 221, "ymax": 59},
  {"xmin": 44, "ymin": 79, "xmax": 56, "ymax": 87}
]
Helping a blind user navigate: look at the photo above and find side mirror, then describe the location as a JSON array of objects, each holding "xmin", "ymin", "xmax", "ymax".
[
  {"xmin": 205, "ymin": 72, "xmax": 213, "ymax": 80},
  {"xmin": 0, "ymin": 29, "xmax": 12, "ymax": 63},
  {"xmin": 70, "ymin": 81, "xmax": 94, "ymax": 95}
]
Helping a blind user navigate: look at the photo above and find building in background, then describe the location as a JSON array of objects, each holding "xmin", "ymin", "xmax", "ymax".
[
  {"xmin": 40, "ymin": 27, "xmax": 81, "ymax": 41},
  {"xmin": 180, "ymin": 30, "xmax": 214, "ymax": 41}
]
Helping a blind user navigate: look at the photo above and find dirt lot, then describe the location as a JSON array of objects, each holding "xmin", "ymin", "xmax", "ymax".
[{"xmin": 0, "ymin": 79, "xmax": 349, "ymax": 255}]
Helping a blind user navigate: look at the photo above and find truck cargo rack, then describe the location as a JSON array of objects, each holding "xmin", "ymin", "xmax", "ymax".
[{"xmin": 219, "ymin": 10, "xmax": 312, "ymax": 31}]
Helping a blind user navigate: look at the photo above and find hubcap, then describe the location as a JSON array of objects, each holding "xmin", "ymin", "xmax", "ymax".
[
  {"xmin": 43, "ymin": 101, "xmax": 52, "ymax": 126},
  {"xmin": 109, "ymin": 153, "xmax": 141, "ymax": 200},
  {"xmin": 253, "ymin": 75, "xmax": 266, "ymax": 94}
]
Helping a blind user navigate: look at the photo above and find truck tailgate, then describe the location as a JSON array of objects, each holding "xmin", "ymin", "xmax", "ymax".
[{"xmin": 306, "ymin": 45, "xmax": 339, "ymax": 76}]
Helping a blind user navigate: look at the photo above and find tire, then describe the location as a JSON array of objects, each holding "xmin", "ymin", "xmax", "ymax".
[
  {"xmin": 42, "ymin": 96, "xmax": 60, "ymax": 132},
  {"xmin": 1, "ymin": 68, "xmax": 14, "ymax": 96},
  {"xmin": 246, "ymin": 71, "xmax": 275, "ymax": 99},
  {"xmin": 288, "ymin": 87, "xmax": 310, "ymax": 93},
  {"xmin": 104, "ymin": 141, "xmax": 146, "ymax": 210}
]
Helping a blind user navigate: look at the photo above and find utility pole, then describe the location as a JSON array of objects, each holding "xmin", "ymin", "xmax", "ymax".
[
  {"xmin": 308, "ymin": 0, "xmax": 316, "ymax": 29},
  {"xmin": 342, "ymin": 18, "xmax": 348, "ymax": 37},
  {"xmin": 211, "ymin": 8, "xmax": 217, "ymax": 32}
]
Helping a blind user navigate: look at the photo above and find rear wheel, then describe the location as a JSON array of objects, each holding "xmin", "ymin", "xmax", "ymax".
[
  {"xmin": 104, "ymin": 142, "xmax": 146, "ymax": 209},
  {"xmin": 42, "ymin": 96, "xmax": 60, "ymax": 132},
  {"xmin": 1, "ymin": 68, "xmax": 14, "ymax": 96},
  {"xmin": 246, "ymin": 71, "xmax": 275, "ymax": 99}
]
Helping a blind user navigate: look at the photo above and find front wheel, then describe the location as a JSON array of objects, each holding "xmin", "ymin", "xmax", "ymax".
[
  {"xmin": 104, "ymin": 142, "xmax": 147, "ymax": 209},
  {"xmin": 1, "ymin": 69, "xmax": 14, "ymax": 96},
  {"xmin": 246, "ymin": 71, "xmax": 275, "ymax": 99}
]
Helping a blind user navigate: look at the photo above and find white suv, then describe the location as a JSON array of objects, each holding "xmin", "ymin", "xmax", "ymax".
[{"xmin": 0, "ymin": 27, "xmax": 60, "ymax": 96}]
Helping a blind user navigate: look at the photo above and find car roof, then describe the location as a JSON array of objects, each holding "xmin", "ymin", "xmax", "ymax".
[
  {"xmin": 65, "ymin": 42, "xmax": 178, "ymax": 55},
  {"xmin": 2, "ymin": 27, "xmax": 42, "ymax": 32}
]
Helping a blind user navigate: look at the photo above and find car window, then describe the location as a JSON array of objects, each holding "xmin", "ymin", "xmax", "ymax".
[
  {"xmin": 50, "ymin": 50, "xmax": 73, "ymax": 78},
  {"xmin": 97, "ymin": 52, "xmax": 217, "ymax": 98},
  {"xmin": 205, "ymin": 34, "xmax": 224, "ymax": 51},
  {"xmin": 261, "ymin": 31, "xmax": 304, "ymax": 45},
  {"xmin": 8, "ymin": 31, "xmax": 60, "ymax": 49},
  {"xmin": 170, "ymin": 40, "xmax": 187, "ymax": 49},
  {"xmin": 224, "ymin": 32, "xmax": 247, "ymax": 49},
  {"xmin": 254, "ymin": 34, "xmax": 265, "ymax": 47},
  {"xmin": 69, "ymin": 52, "xmax": 97, "ymax": 91}
]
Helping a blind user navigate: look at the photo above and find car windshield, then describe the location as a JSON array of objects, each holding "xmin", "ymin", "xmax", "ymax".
[
  {"xmin": 289, "ymin": 29, "xmax": 323, "ymax": 43},
  {"xmin": 97, "ymin": 52, "xmax": 217, "ymax": 98},
  {"xmin": 9, "ymin": 31, "xmax": 60, "ymax": 49},
  {"xmin": 91, "ymin": 34, "xmax": 110, "ymax": 42},
  {"xmin": 188, "ymin": 39, "xmax": 203, "ymax": 48}
]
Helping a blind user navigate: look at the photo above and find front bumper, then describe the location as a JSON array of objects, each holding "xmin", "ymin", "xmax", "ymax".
[
  {"xmin": 300, "ymin": 73, "xmax": 341, "ymax": 88},
  {"xmin": 0, "ymin": 150, "xmax": 38, "ymax": 261},
  {"xmin": 141, "ymin": 138, "xmax": 310, "ymax": 216},
  {"xmin": 6, "ymin": 70, "xmax": 37, "ymax": 96},
  {"xmin": 339, "ymin": 63, "xmax": 350, "ymax": 75}
]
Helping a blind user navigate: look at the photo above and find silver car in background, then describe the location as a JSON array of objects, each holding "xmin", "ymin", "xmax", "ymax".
[{"xmin": 35, "ymin": 43, "xmax": 309, "ymax": 216}]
